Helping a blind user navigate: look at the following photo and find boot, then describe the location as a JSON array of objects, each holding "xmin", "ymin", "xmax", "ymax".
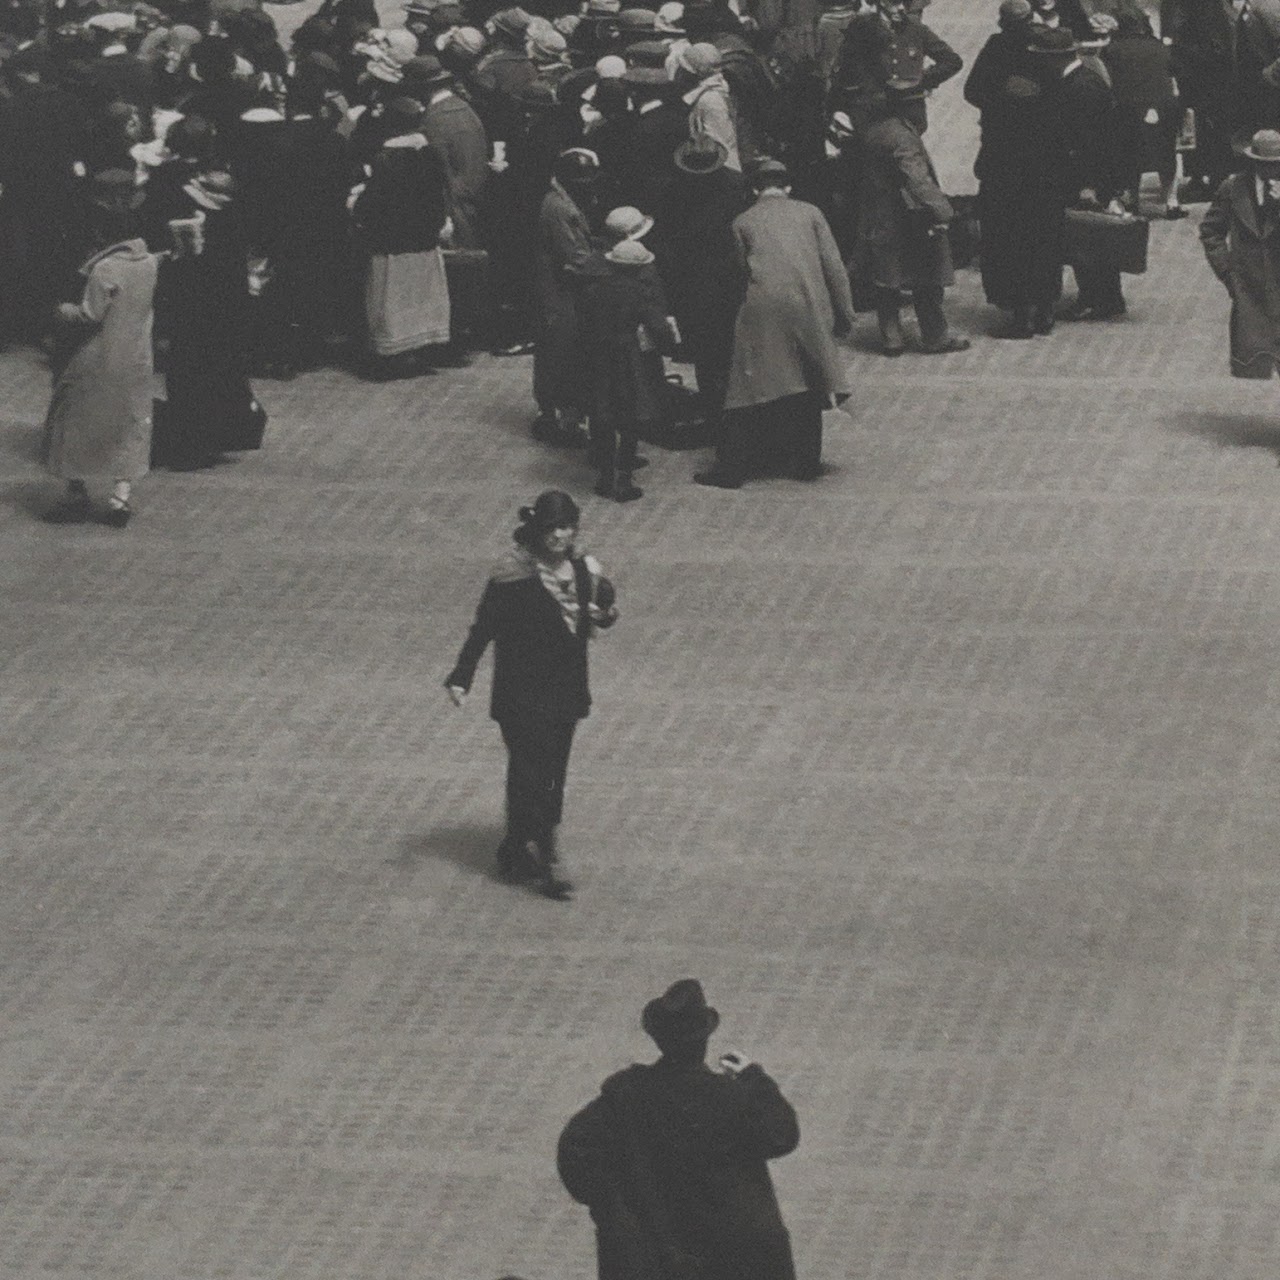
[{"xmin": 496, "ymin": 836, "xmax": 539, "ymax": 883}]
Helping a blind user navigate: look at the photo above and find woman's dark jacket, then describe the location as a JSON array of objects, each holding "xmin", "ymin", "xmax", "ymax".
[
  {"xmin": 447, "ymin": 552, "xmax": 615, "ymax": 723},
  {"xmin": 352, "ymin": 141, "xmax": 447, "ymax": 255}
]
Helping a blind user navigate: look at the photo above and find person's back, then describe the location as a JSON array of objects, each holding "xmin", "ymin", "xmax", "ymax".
[{"xmin": 559, "ymin": 980, "xmax": 799, "ymax": 1280}]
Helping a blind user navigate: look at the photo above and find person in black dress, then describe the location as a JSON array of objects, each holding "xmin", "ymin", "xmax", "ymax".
[
  {"xmin": 142, "ymin": 125, "xmax": 266, "ymax": 469},
  {"xmin": 445, "ymin": 490, "xmax": 618, "ymax": 901}
]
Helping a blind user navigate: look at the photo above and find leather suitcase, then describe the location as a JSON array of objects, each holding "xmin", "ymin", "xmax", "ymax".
[{"xmin": 1064, "ymin": 208, "xmax": 1150, "ymax": 275}]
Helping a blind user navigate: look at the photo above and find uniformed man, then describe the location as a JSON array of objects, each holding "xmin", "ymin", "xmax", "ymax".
[{"xmin": 832, "ymin": 0, "xmax": 962, "ymax": 133}]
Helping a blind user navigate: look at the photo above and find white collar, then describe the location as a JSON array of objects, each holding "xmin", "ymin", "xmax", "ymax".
[{"xmin": 429, "ymin": 87, "xmax": 453, "ymax": 103}]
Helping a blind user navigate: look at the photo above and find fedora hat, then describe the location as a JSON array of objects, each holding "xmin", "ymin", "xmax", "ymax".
[
  {"xmin": 642, "ymin": 979, "xmax": 720, "ymax": 1043},
  {"xmin": 1244, "ymin": 128, "xmax": 1280, "ymax": 162}
]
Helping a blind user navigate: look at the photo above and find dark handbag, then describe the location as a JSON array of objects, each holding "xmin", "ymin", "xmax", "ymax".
[{"xmin": 1064, "ymin": 208, "xmax": 1150, "ymax": 275}]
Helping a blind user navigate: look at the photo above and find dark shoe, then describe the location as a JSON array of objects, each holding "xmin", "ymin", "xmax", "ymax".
[
  {"xmin": 40, "ymin": 496, "xmax": 93, "ymax": 524},
  {"xmin": 99, "ymin": 501, "xmax": 132, "ymax": 529},
  {"xmin": 1063, "ymin": 302, "xmax": 1126, "ymax": 322},
  {"xmin": 919, "ymin": 334, "xmax": 971, "ymax": 355},
  {"xmin": 1032, "ymin": 307, "xmax": 1055, "ymax": 335},
  {"xmin": 496, "ymin": 838, "xmax": 539, "ymax": 883},
  {"xmin": 792, "ymin": 461, "xmax": 832, "ymax": 481},
  {"xmin": 534, "ymin": 872, "xmax": 574, "ymax": 901},
  {"xmin": 694, "ymin": 468, "xmax": 742, "ymax": 489},
  {"xmin": 994, "ymin": 309, "xmax": 1034, "ymax": 339}
]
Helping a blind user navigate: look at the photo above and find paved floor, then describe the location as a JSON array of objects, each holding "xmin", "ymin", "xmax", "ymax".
[{"xmin": 5, "ymin": 6, "xmax": 1280, "ymax": 1279}]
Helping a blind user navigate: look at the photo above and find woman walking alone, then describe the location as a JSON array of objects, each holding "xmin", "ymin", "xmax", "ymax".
[
  {"xmin": 42, "ymin": 170, "xmax": 161, "ymax": 528},
  {"xmin": 445, "ymin": 491, "xmax": 618, "ymax": 902}
]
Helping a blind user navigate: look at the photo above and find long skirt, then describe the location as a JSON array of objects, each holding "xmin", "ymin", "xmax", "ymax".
[{"xmin": 366, "ymin": 248, "xmax": 451, "ymax": 357}]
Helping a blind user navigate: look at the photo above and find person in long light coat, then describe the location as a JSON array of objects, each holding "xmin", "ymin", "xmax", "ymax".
[
  {"xmin": 695, "ymin": 159, "xmax": 854, "ymax": 489},
  {"xmin": 42, "ymin": 171, "xmax": 161, "ymax": 529}
]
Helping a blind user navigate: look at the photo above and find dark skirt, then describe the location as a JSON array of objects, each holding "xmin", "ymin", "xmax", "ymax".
[
  {"xmin": 978, "ymin": 178, "xmax": 1067, "ymax": 309},
  {"xmin": 155, "ymin": 360, "xmax": 266, "ymax": 466}
]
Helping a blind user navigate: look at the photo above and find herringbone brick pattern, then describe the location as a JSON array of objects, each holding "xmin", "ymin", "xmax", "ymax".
[{"xmin": 3, "ymin": 2, "xmax": 1280, "ymax": 1276}]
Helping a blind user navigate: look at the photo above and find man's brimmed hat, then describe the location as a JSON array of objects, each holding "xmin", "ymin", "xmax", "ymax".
[
  {"xmin": 1244, "ymin": 128, "xmax": 1280, "ymax": 162},
  {"xmin": 642, "ymin": 979, "xmax": 720, "ymax": 1043},
  {"xmin": 488, "ymin": 6, "xmax": 533, "ymax": 37}
]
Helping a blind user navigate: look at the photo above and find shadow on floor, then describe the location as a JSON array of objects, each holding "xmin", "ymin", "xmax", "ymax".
[
  {"xmin": 1170, "ymin": 410, "xmax": 1280, "ymax": 461},
  {"xmin": 0, "ymin": 479, "xmax": 57, "ymax": 519},
  {"xmin": 0, "ymin": 421, "xmax": 45, "ymax": 465},
  {"xmin": 391, "ymin": 825, "xmax": 499, "ymax": 878}
]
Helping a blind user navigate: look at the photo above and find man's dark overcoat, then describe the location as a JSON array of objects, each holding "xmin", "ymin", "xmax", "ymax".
[
  {"xmin": 533, "ymin": 178, "xmax": 594, "ymax": 413},
  {"xmin": 420, "ymin": 90, "xmax": 489, "ymax": 248},
  {"xmin": 558, "ymin": 1059, "xmax": 800, "ymax": 1280},
  {"xmin": 1201, "ymin": 173, "xmax": 1280, "ymax": 378},
  {"xmin": 855, "ymin": 113, "xmax": 953, "ymax": 295}
]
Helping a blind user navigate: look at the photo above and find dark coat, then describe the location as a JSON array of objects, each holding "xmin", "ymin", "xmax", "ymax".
[
  {"xmin": 249, "ymin": 117, "xmax": 351, "ymax": 262},
  {"xmin": 534, "ymin": 179, "xmax": 596, "ymax": 411},
  {"xmin": 619, "ymin": 97, "xmax": 691, "ymax": 214},
  {"xmin": 660, "ymin": 166, "xmax": 750, "ymax": 365},
  {"xmin": 1201, "ymin": 173, "xmax": 1280, "ymax": 377},
  {"xmin": 470, "ymin": 44, "xmax": 536, "ymax": 143},
  {"xmin": 558, "ymin": 1059, "xmax": 799, "ymax": 1280},
  {"xmin": 855, "ymin": 113, "xmax": 953, "ymax": 294},
  {"xmin": 446, "ymin": 550, "xmax": 614, "ymax": 722},
  {"xmin": 1102, "ymin": 32, "xmax": 1178, "ymax": 113},
  {"xmin": 579, "ymin": 259, "xmax": 674, "ymax": 427},
  {"xmin": 725, "ymin": 193, "xmax": 854, "ymax": 411},
  {"xmin": 834, "ymin": 12, "xmax": 961, "ymax": 133},
  {"xmin": 420, "ymin": 91, "xmax": 489, "ymax": 248},
  {"xmin": 974, "ymin": 55, "xmax": 1072, "ymax": 308},
  {"xmin": 1160, "ymin": 0, "xmax": 1238, "ymax": 123},
  {"xmin": 352, "ymin": 139, "xmax": 448, "ymax": 255}
]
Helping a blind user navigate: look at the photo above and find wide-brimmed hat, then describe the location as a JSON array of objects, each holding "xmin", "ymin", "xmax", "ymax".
[
  {"xmin": 618, "ymin": 7, "xmax": 658, "ymax": 29},
  {"xmin": 605, "ymin": 205, "xmax": 654, "ymax": 241},
  {"xmin": 488, "ymin": 6, "xmax": 532, "ymax": 38},
  {"xmin": 676, "ymin": 40, "xmax": 720, "ymax": 76},
  {"xmin": 527, "ymin": 25, "xmax": 567, "ymax": 59},
  {"xmin": 626, "ymin": 37, "xmax": 671, "ymax": 66},
  {"xmin": 1244, "ymin": 128, "xmax": 1280, "ymax": 162},
  {"xmin": 1026, "ymin": 25, "xmax": 1076, "ymax": 53},
  {"xmin": 366, "ymin": 27, "xmax": 419, "ymax": 80},
  {"xmin": 655, "ymin": 1, "xmax": 684, "ymax": 32},
  {"xmin": 554, "ymin": 146, "xmax": 602, "ymax": 184},
  {"xmin": 403, "ymin": 53, "xmax": 451, "ymax": 89},
  {"xmin": 674, "ymin": 134, "xmax": 727, "ymax": 172},
  {"xmin": 642, "ymin": 979, "xmax": 720, "ymax": 1044},
  {"xmin": 606, "ymin": 238, "xmax": 655, "ymax": 265}
]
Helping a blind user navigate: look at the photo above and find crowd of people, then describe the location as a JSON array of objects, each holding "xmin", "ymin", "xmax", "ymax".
[{"xmin": 4, "ymin": 0, "xmax": 1280, "ymax": 519}]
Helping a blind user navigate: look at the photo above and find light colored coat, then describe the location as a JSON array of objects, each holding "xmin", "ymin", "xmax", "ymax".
[
  {"xmin": 43, "ymin": 239, "xmax": 159, "ymax": 481},
  {"xmin": 725, "ymin": 193, "xmax": 855, "ymax": 411},
  {"xmin": 1201, "ymin": 173, "xmax": 1280, "ymax": 378},
  {"xmin": 685, "ymin": 74, "xmax": 741, "ymax": 172}
]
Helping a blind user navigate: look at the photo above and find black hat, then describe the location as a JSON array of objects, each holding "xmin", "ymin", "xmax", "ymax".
[
  {"xmin": 749, "ymin": 156, "xmax": 789, "ymax": 188},
  {"xmin": 642, "ymin": 979, "xmax": 720, "ymax": 1044},
  {"xmin": 385, "ymin": 95, "xmax": 426, "ymax": 127},
  {"xmin": 515, "ymin": 490, "xmax": 582, "ymax": 544},
  {"xmin": 553, "ymin": 147, "xmax": 602, "ymax": 185}
]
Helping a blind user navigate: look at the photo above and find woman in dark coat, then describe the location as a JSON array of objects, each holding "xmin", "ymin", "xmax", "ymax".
[
  {"xmin": 445, "ymin": 490, "xmax": 618, "ymax": 901},
  {"xmin": 352, "ymin": 96, "xmax": 451, "ymax": 377},
  {"xmin": 142, "ymin": 143, "xmax": 267, "ymax": 469},
  {"xmin": 970, "ymin": 24, "xmax": 1074, "ymax": 338},
  {"xmin": 661, "ymin": 136, "xmax": 750, "ymax": 440}
]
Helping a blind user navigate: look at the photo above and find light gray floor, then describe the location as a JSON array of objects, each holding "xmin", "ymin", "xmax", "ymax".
[{"xmin": 5, "ymin": 6, "xmax": 1280, "ymax": 1278}]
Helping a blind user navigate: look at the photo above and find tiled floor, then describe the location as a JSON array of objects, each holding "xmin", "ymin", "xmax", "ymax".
[{"xmin": 3, "ymin": 4, "xmax": 1280, "ymax": 1277}]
